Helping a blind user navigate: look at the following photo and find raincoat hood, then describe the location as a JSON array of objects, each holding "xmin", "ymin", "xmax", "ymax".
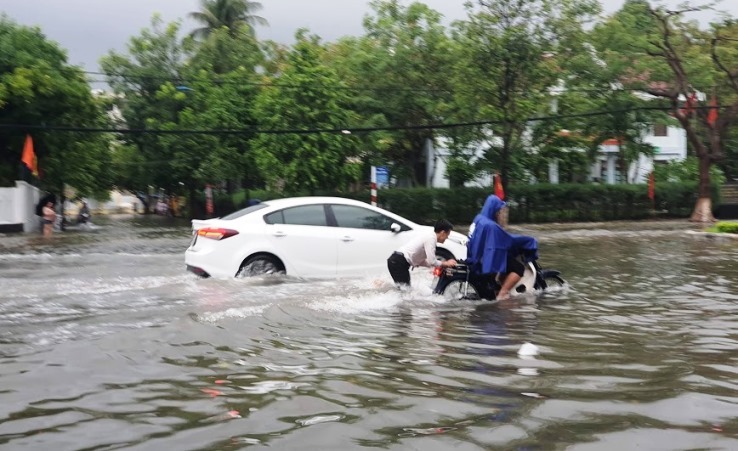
[
  {"xmin": 480, "ymin": 195, "xmax": 506, "ymax": 221},
  {"xmin": 466, "ymin": 194, "xmax": 537, "ymax": 275}
]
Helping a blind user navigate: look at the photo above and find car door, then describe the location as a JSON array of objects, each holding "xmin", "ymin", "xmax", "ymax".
[
  {"xmin": 263, "ymin": 204, "xmax": 337, "ymax": 278},
  {"xmin": 330, "ymin": 204, "xmax": 417, "ymax": 277}
]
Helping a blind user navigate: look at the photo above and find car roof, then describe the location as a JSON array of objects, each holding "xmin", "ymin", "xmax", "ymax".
[{"xmin": 262, "ymin": 196, "xmax": 373, "ymax": 208}]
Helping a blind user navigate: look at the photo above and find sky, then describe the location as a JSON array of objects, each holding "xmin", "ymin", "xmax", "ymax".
[{"xmin": 1, "ymin": 0, "xmax": 736, "ymax": 73}]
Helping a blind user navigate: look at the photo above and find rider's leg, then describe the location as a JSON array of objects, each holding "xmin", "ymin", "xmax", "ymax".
[
  {"xmin": 497, "ymin": 253, "xmax": 525, "ymax": 300},
  {"xmin": 497, "ymin": 272, "xmax": 522, "ymax": 300}
]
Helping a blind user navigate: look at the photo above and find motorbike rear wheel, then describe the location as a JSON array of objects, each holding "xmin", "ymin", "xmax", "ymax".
[{"xmin": 440, "ymin": 279, "xmax": 481, "ymax": 301}]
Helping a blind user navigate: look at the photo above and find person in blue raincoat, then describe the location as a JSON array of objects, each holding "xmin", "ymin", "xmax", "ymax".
[{"xmin": 466, "ymin": 195, "xmax": 538, "ymax": 300}]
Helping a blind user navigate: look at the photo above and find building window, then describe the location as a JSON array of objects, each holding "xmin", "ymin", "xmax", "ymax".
[{"xmin": 653, "ymin": 124, "xmax": 668, "ymax": 137}]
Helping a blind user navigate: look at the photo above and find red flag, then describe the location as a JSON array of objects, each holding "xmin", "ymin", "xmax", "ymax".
[
  {"xmin": 647, "ymin": 171, "xmax": 655, "ymax": 202},
  {"xmin": 707, "ymin": 95, "xmax": 718, "ymax": 127},
  {"xmin": 21, "ymin": 134, "xmax": 38, "ymax": 177},
  {"xmin": 494, "ymin": 172, "xmax": 505, "ymax": 200}
]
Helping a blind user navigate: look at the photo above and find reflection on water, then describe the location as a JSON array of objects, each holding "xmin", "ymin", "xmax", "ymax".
[{"xmin": 1, "ymin": 217, "xmax": 737, "ymax": 449}]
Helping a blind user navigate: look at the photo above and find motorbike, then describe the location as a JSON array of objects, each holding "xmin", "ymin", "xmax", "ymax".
[{"xmin": 432, "ymin": 258, "xmax": 566, "ymax": 301}]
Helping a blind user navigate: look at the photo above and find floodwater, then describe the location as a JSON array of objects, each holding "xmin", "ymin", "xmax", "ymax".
[{"xmin": 1, "ymin": 215, "xmax": 737, "ymax": 450}]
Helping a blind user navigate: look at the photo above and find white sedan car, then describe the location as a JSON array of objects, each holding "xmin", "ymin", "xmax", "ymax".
[{"xmin": 185, "ymin": 196, "xmax": 468, "ymax": 279}]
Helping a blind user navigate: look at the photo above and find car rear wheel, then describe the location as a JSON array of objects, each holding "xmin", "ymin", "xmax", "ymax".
[{"xmin": 238, "ymin": 255, "xmax": 285, "ymax": 277}]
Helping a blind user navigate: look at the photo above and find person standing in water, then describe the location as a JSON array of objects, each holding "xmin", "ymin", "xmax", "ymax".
[
  {"xmin": 42, "ymin": 200, "xmax": 56, "ymax": 237},
  {"xmin": 387, "ymin": 219, "xmax": 457, "ymax": 288}
]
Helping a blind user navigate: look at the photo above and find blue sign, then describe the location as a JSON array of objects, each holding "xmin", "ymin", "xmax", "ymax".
[{"xmin": 375, "ymin": 166, "xmax": 389, "ymax": 187}]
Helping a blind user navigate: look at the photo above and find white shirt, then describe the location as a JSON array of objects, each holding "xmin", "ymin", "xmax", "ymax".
[{"xmin": 396, "ymin": 230, "xmax": 441, "ymax": 268}]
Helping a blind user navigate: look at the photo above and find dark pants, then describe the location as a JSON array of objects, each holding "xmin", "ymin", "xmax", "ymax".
[
  {"xmin": 387, "ymin": 252, "xmax": 411, "ymax": 286},
  {"xmin": 507, "ymin": 253, "xmax": 526, "ymax": 277}
]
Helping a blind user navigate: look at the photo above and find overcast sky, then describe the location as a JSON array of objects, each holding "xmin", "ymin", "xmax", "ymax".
[{"xmin": 1, "ymin": 0, "xmax": 735, "ymax": 73}]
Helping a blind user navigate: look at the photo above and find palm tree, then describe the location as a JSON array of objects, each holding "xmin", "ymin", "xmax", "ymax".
[{"xmin": 188, "ymin": 0, "xmax": 268, "ymax": 40}]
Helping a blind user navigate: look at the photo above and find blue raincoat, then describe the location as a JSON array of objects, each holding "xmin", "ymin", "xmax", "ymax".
[{"xmin": 466, "ymin": 195, "xmax": 538, "ymax": 275}]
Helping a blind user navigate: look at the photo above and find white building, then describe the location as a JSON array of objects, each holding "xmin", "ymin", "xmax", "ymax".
[
  {"xmin": 592, "ymin": 124, "xmax": 687, "ymax": 184},
  {"xmin": 427, "ymin": 124, "xmax": 687, "ymax": 188}
]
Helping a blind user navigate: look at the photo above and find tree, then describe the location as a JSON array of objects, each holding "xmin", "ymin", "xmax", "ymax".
[
  {"xmin": 449, "ymin": 0, "xmax": 601, "ymax": 192},
  {"xmin": 593, "ymin": 0, "xmax": 738, "ymax": 221},
  {"xmin": 251, "ymin": 32, "xmax": 362, "ymax": 194},
  {"xmin": 100, "ymin": 16, "xmax": 190, "ymax": 211},
  {"xmin": 0, "ymin": 15, "xmax": 111, "ymax": 197},
  {"xmin": 102, "ymin": 17, "xmax": 266, "ymax": 214},
  {"xmin": 185, "ymin": 25, "xmax": 264, "ymax": 194},
  {"xmin": 341, "ymin": 0, "xmax": 455, "ymax": 186},
  {"xmin": 189, "ymin": 0, "xmax": 268, "ymax": 40}
]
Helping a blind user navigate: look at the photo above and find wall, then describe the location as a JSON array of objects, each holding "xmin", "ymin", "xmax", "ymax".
[{"xmin": 0, "ymin": 181, "xmax": 42, "ymax": 233}]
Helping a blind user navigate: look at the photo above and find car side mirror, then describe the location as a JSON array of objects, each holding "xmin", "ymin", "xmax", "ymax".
[{"xmin": 390, "ymin": 223, "xmax": 402, "ymax": 233}]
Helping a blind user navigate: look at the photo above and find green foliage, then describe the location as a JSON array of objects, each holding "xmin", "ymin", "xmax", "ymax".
[
  {"xmin": 445, "ymin": 157, "xmax": 476, "ymax": 188},
  {"xmin": 591, "ymin": 1, "xmax": 738, "ymax": 211},
  {"xmin": 101, "ymin": 17, "xmax": 264, "ymax": 205},
  {"xmin": 189, "ymin": 0, "xmax": 268, "ymax": 40},
  {"xmin": 238, "ymin": 182, "xmax": 708, "ymax": 225},
  {"xmin": 0, "ymin": 16, "xmax": 112, "ymax": 194},
  {"xmin": 448, "ymin": 0, "xmax": 601, "ymax": 188},
  {"xmin": 654, "ymin": 156, "xmax": 725, "ymax": 185},
  {"xmin": 713, "ymin": 221, "xmax": 738, "ymax": 234},
  {"xmin": 326, "ymin": 1, "xmax": 455, "ymax": 186},
  {"xmin": 507, "ymin": 182, "xmax": 702, "ymax": 222},
  {"xmin": 100, "ymin": 16, "xmax": 189, "ymax": 196},
  {"xmin": 251, "ymin": 33, "xmax": 362, "ymax": 194}
]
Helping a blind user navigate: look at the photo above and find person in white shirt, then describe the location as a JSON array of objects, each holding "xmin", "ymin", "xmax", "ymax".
[{"xmin": 387, "ymin": 219, "xmax": 458, "ymax": 287}]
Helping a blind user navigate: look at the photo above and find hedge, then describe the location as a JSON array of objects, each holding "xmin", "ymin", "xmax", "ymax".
[{"xmin": 193, "ymin": 182, "xmax": 717, "ymax": 225}]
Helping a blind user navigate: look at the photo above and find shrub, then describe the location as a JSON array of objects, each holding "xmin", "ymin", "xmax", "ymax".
[
  {"xmin": 715, "ymin": 221, "xmax": 738, "ymax": 234},
  {"xmin": 216, "ymin": 182, "xmax": 717, "ymax": 224}
]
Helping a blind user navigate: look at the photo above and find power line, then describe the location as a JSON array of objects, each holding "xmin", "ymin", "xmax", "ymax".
[{"xmin": 0, "ymin": 105, "xmax": 700, "ymax": 136}]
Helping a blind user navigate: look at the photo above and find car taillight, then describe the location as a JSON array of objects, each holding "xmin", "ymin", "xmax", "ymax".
[
  {"xmin": 197, "ymin": 227, "xmax": 239, "ymax": 240},
  {"xmin": 433, "ymin": 267, "xmax": 443, "ymax": 277}
]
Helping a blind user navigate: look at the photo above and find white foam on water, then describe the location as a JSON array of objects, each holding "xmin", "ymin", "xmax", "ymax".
[
  {"xmin": 302, "ymin": 273, "xmax": 450, "ymax": 314},
  {"xmin": 52, "ymin": 275, "xmax": 194, "ymax": 296},
  {"xmin": 197, "ymin": 304, "xmax": 269, "ymax": 322}
]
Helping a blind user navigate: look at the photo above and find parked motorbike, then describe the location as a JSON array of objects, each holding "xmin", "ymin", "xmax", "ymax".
[{"xmin": 432, "ymin": 258, "xmax": 565, "ymax": 301}]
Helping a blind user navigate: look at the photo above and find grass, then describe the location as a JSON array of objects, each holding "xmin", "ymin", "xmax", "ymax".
[{"xmin": 705, "ymin": 221, "xmax": 738, "ymax": 234}]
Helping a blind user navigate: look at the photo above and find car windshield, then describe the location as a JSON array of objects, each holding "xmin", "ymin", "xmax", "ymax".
[{"xmin": 220, "ymin": 203, "xmax": 269, "ymax": 220}]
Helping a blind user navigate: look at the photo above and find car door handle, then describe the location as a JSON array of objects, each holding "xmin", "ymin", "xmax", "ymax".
[
  {"xmin": 341, "ymin": 236, "xmax": 354, "ymax": 242},
  {"xmin": 273, "ymin": 231, "xmax": 286, "ymax": 237}
]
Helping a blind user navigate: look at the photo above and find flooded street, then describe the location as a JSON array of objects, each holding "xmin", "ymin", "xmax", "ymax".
[{"xmin": 1, "ymin": 215, "xmax": 738, "ymax": 450}]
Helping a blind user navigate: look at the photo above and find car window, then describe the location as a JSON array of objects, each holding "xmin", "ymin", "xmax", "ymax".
[
  {"xmin": 330, "ymin": 204, "xmax": 406, "ymax": 231},
  {"xmin": 221, "ymin": 203, "xmax": 268, "ymax": 220},
  {"xmin": 263, "ymin": 210, "xmax": 284, "ymax": 224},
  {"xmin": 266, "ymin": 205, "xmax": 328, "ymax": 226}
]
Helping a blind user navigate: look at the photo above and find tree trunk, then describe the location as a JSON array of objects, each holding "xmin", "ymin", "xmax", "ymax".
[{"xmin": 690, "ymin": 156, "xmax": 715, "ymax": 222}]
